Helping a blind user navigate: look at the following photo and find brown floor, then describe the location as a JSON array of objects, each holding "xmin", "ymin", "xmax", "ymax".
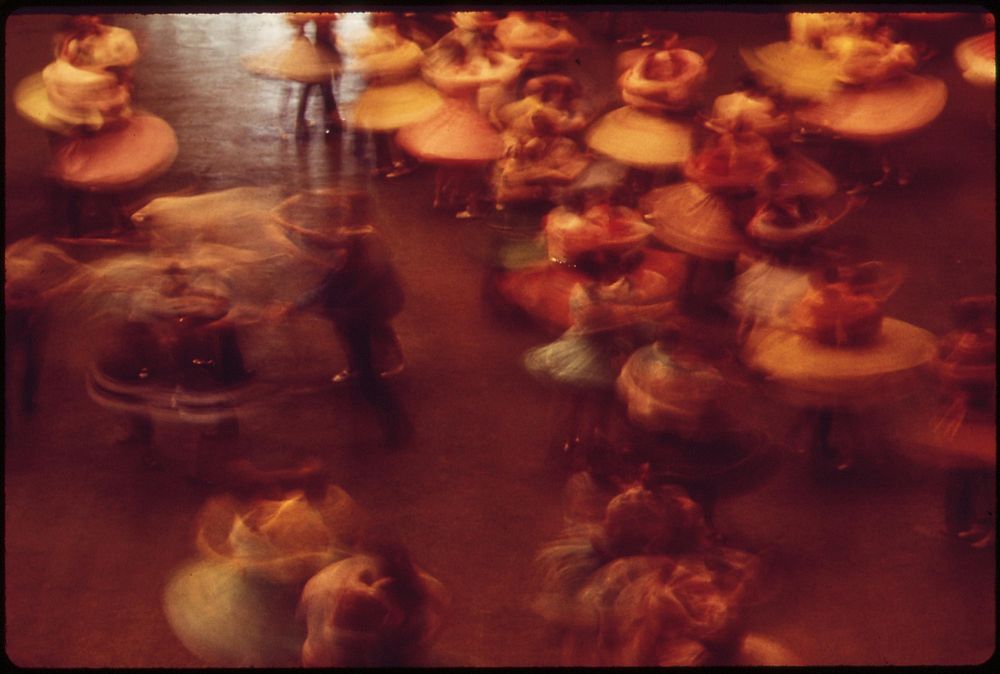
[{"xmin": 4, "ymin": 10, "xmax": 996, "ymax": 667}]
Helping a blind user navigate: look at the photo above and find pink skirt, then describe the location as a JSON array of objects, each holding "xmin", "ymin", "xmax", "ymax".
[{"xmin": 49, "ymin": 113, "xmax": 178, "ymax": 192}]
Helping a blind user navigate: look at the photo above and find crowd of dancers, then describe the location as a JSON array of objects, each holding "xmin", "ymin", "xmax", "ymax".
[{"xmin": 6, "ymin": 9, "xmax": 995, "ymax": 667}]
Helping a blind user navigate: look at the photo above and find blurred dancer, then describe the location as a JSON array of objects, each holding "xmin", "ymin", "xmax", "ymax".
[
  {"xmin": 282, "ymin": 193, "xmax": 413, "ymax": 448},
  {"xmin": 163, "ymin": 482, "xmax": 372, "ymax": 667},
  {"xmin": 5, "ymin": 237, "xmax": 86, "ymax": 417},
  {"xmin": 524, "ymin": 248, "xmax": 683, "ymax": 474},
  {"xmin": 297, "ymin": 15, "xmax": 342, "ymax": 138},
  {"xmin": 534, "ymin": 475, "xmax": 771, "ymax": 666},
  {"xmin": 164, "ymin": 485, "xmax": 445, "ymax": 668},
  {"xmin": 298, "ymin": 540, "xmax": 448, "ymax": 667},
  {"xmin": 242, "ymin": 13, "xmax": 342, "ymax": 140},
  {"xmin": 88, "ymin": 260, "xmax": 253, "ymax": 478},
  {"xmin": 934, "ymin": 295, "xmax": 996, "ymax": 546}
]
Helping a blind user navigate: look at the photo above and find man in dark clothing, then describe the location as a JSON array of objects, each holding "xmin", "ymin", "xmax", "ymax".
[{"xmin": 286, "ymin": 194, "xmax": 413, "ymax": 448}]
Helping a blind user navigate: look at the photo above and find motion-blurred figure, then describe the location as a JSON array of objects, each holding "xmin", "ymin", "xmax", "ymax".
[
  {"xmin": 534, "ymin": 474, "xmax": 787, "ymax": 666},
  {"xmin": 298, "ymin": 542, "xmax": 448, "ymax": 667},
  {"xmin": 14, "ymin": 15, "xmax": 178, "ymax": 237},
  {"xmin": 85, "ymin": 257, "xmax": 254, "ymax": 478},
  {"xmin": 242, "ymin": 13, "xmax": 342, "ymax": 140},
  {"xmin": 164, "ymin": 483, "xmax": 370, "ymax": 667},
  {"xmin": 34, "ymin": 15, "xmax": 138, "ymax": 133},
  {"xmin": 277, "ymin": 190, "xmax": 412, "ymax": 448},
  {"xmin": 163, "ymin": 481, "xmax": 446, "ymax": 667},
  {"xmin": 5, "ymin": 237, "xmax": 87, "ymax": 417},
  {"xmin": 933, "ymin": 295, "xmax": 996, "ymax": 546},
  {"xmin": 294, "ymin": 14, "xmax": 342, "ymax": 138},
  {"xmin": 613, "ymin": 341, "xmax": 776, "ymax": 523},
  {"xmin": 742, "ymin": 261, "xmax": 936, "ymax": 476},
  {"xmin": 524, "ymin": 248, "xmax": 684, "ymax": 474}
]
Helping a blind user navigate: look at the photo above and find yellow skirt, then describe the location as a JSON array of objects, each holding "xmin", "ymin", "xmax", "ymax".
[
  {"xmin": 794, "ymin": 74, "xmax": 948, "ymax": 143},
  {"xmin": 348, "ymin": 78, "xmax": 444, "ymax": 132},
  {"xmin": 743, "ymin": 318, "xmax": 937, "ymax": 407},
  {"xmin": 585, "ymin": 106, "xmax": 693, "ymax": 170}
]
